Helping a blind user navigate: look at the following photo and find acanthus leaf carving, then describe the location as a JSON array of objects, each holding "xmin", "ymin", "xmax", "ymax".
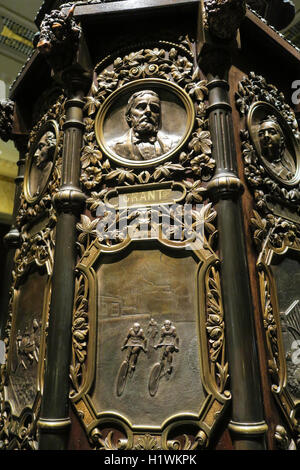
[{"xmin": 90, "ymin": 428, "xmax": 127, "ymax": 451}]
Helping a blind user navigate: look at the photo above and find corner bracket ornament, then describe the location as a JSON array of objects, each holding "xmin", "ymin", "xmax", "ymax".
[
  {"xmin": 198, "ymin": 1, "xmax": 246, "ymax": 79},
  {"xmin": 236, "ymin": 72, "xmax": 300, "ymax": 437},
  {"xmin": 203, "ymin": 0, "xmax": 246, "ymax": 40},
  {"xmin": 34, "ymin": 6, "xmax": 81, "ymax": 68}
]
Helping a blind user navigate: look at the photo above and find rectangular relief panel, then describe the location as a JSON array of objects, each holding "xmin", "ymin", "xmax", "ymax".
[
  {"xmin": 0, "ymin": 222, "xmax": 55, "ymax": 449},
  {"xmin": 254, "ymin": 214, "xmax": 300, "ymax": 432},
  {"xmin": 94, "ymin": 247, "xmax": 204, "ymax": 427},
  {"xmin": 271, "ymin": 256, "xmax": 300, "ymax": 404},
  {"xmin": 6, "ymin": 270, "xmax": 49, "ymax": 416}
]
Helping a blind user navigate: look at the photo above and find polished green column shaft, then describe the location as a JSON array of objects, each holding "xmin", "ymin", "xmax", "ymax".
[
  {"xmin": 38, "ymin": 89, "xmax": 86, "ymax": 450},
  {"xmin": 207, "ymin": 79, "xmax": 267, "ymax": 450}
]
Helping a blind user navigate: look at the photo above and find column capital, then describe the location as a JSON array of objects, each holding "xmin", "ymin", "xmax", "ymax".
[{"xmin": 207, "ymin": 170, "xmax": 244, "ymax": 201}]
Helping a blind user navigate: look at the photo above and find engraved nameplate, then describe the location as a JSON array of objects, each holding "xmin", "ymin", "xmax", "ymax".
[{"xmin": 105, "ymin": 182, "xmax": 186, "ymax": 209}]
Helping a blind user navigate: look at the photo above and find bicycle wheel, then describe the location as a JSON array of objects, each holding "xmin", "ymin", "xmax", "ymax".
[
  {"xmin": 148, "ymin": 362, "xmax": 162, "ymax": 397},
  {"xmin": 116, "ymin": 361, "xmax": 129, "ymax": 397}
]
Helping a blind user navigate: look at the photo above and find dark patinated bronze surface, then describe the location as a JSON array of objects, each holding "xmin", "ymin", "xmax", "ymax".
[{"xmin": 94, "ymin": 248, "xmax": 204, "ymax": 427}]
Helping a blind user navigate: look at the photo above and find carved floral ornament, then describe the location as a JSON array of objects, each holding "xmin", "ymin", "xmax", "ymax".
[
  {"xmin": 80, "ymin": 37, "xmax": 214, "ymax": 214},
  {"xmin": 34, "ymin": 6, "xmax": 82, "ymax": 74},
  {"xmin": 235, "ymin": 71, "xmax": 300, "ymax": 215},
  {"xmin": 0, "ymin": 99, "xmax": 14, "ymax": 143},
  {"xmin": 203, "ymin": 0, "xmax": 246, "ymax": 40},
  {"xmin": 236, "ymin": 73, "xmax": 300, "ymax": 444}
]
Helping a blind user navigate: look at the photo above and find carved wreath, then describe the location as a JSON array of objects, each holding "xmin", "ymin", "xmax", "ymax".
[
  {"xmin": 16, "ymin": 96, "xmax": 65, "ymax": 227},
  {"xmin": 81, "ymin": 37, "xmax": 214, "ymax": 214},
  {"xmin": 235, "ymin": 71, "xmax": 300, "ymax": 214}
]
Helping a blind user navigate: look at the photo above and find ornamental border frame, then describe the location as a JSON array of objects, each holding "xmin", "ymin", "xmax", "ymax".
[
  {"xmin": 69, "ymin": 227, "xmax": 231, "ymax": 450},
  {"xmin": 255, "ymin": 216, "xmax": 300, "ymax": 435}
]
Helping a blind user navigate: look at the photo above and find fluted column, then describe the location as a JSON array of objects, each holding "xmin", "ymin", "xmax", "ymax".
[{"xmin": 206, "ymin": 79, "xmax": 267, "ymax": 450}]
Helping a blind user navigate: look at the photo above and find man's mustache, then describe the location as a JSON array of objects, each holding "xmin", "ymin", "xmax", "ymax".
[{"xmin": 138, "ymin": 116, "xmax": 156, "ymax": 124}]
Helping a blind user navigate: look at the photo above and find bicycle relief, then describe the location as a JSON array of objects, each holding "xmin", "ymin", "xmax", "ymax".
[
  {"xmin": 149, "ymin": 320, "xmax": 179, "ymax": 397},
  {"xmin": 116, "ymin": 322, "xmax": 147, "ymax": 397},
  {"xmin": 116, "ymin": 319, "xmax": 179, "ymax": 397}
]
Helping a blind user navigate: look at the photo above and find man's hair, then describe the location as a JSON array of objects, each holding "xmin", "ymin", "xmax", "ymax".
[
  {"xmin": 125, "ymin": 90, "xmax": 161, "ymax": 127},
  {"xmin": 44, "ymin": 130, "xmax": 57, "ymax": 150},
  {"xmin": 34, "ymin": 130, "xmax": 56, "ymax": 168}
]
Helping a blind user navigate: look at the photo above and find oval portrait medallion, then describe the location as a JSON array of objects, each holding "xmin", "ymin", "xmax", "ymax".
[
  {"xmin": 247, "ymin": 102, "xmax": 300, "ymax": 186},
  {"xmin": 95, "ymin": 79, "xmax": 195, "ymax": 168},
  {"xmin": 24, "ymin": 120, "xmax": 59, "ymax": 204}
]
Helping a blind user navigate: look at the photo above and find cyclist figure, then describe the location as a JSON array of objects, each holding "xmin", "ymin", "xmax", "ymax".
[
  {"xmin": 121, "ymin": 322, "xmax": 147, "ymax": 373},
  {"xmin": 147, "ymin": 318, "xmax": 158, "ymax": 340},
  {"xmin": 154, "ymin": 320, "xmax": 179, "ymax": 375}
]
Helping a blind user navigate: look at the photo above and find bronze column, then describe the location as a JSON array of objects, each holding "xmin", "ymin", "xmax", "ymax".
[
  {"xmin": 37, "ymin": 71, "xmax": 87, "ymax": 450},
  {"xmin": 198, "ymin": 1, "xmax": 268, "ymax": 450},
  {"xmin": 35, "ymin": 7, "xmax": 92, "ymax": 449},
  {"xmin": 0, "ymin": 99, "xmax": 26, "ymax": 338},
  {"xmin": 0, "ymin": 141, "xmax": 26, "ymax": 333},
  {"xmin": 206, "ymin": 80, "xmax": 267, "ymax": 450}
]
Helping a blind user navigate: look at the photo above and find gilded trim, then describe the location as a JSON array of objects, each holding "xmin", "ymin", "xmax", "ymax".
[
  {"xmin": 70, "ymin": 203, "xmax": 230, "ymax": 449},
  {"xmin": 228, "ymin": 421, "xmax": 268, "ymax": 435},
  {"xmin": 37, "ymin": 418, "xmax": 71, "ymax": 430}
]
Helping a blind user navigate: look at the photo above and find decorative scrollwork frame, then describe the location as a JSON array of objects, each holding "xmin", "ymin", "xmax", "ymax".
[
  {"xmin": 0, "ymin": 224, "xmax": 55, "ymax": 449},
  {"xmin": 253, "ymin": 211, "xmax": 300, "ymax": 434},
  {"xmin": 95, "ymin": 78, "xmax": 195, "ymax": 169},
  {"xmin": 16, "ymin": 96, "xmax": 65, "ymax": 228},
  {"xmin": 235, "ymin": 71, "xmax": 300, "ymax": 216},
  {"xmin": 70, "ymin": 204, "xmax": 230, "ymax": 450}
]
